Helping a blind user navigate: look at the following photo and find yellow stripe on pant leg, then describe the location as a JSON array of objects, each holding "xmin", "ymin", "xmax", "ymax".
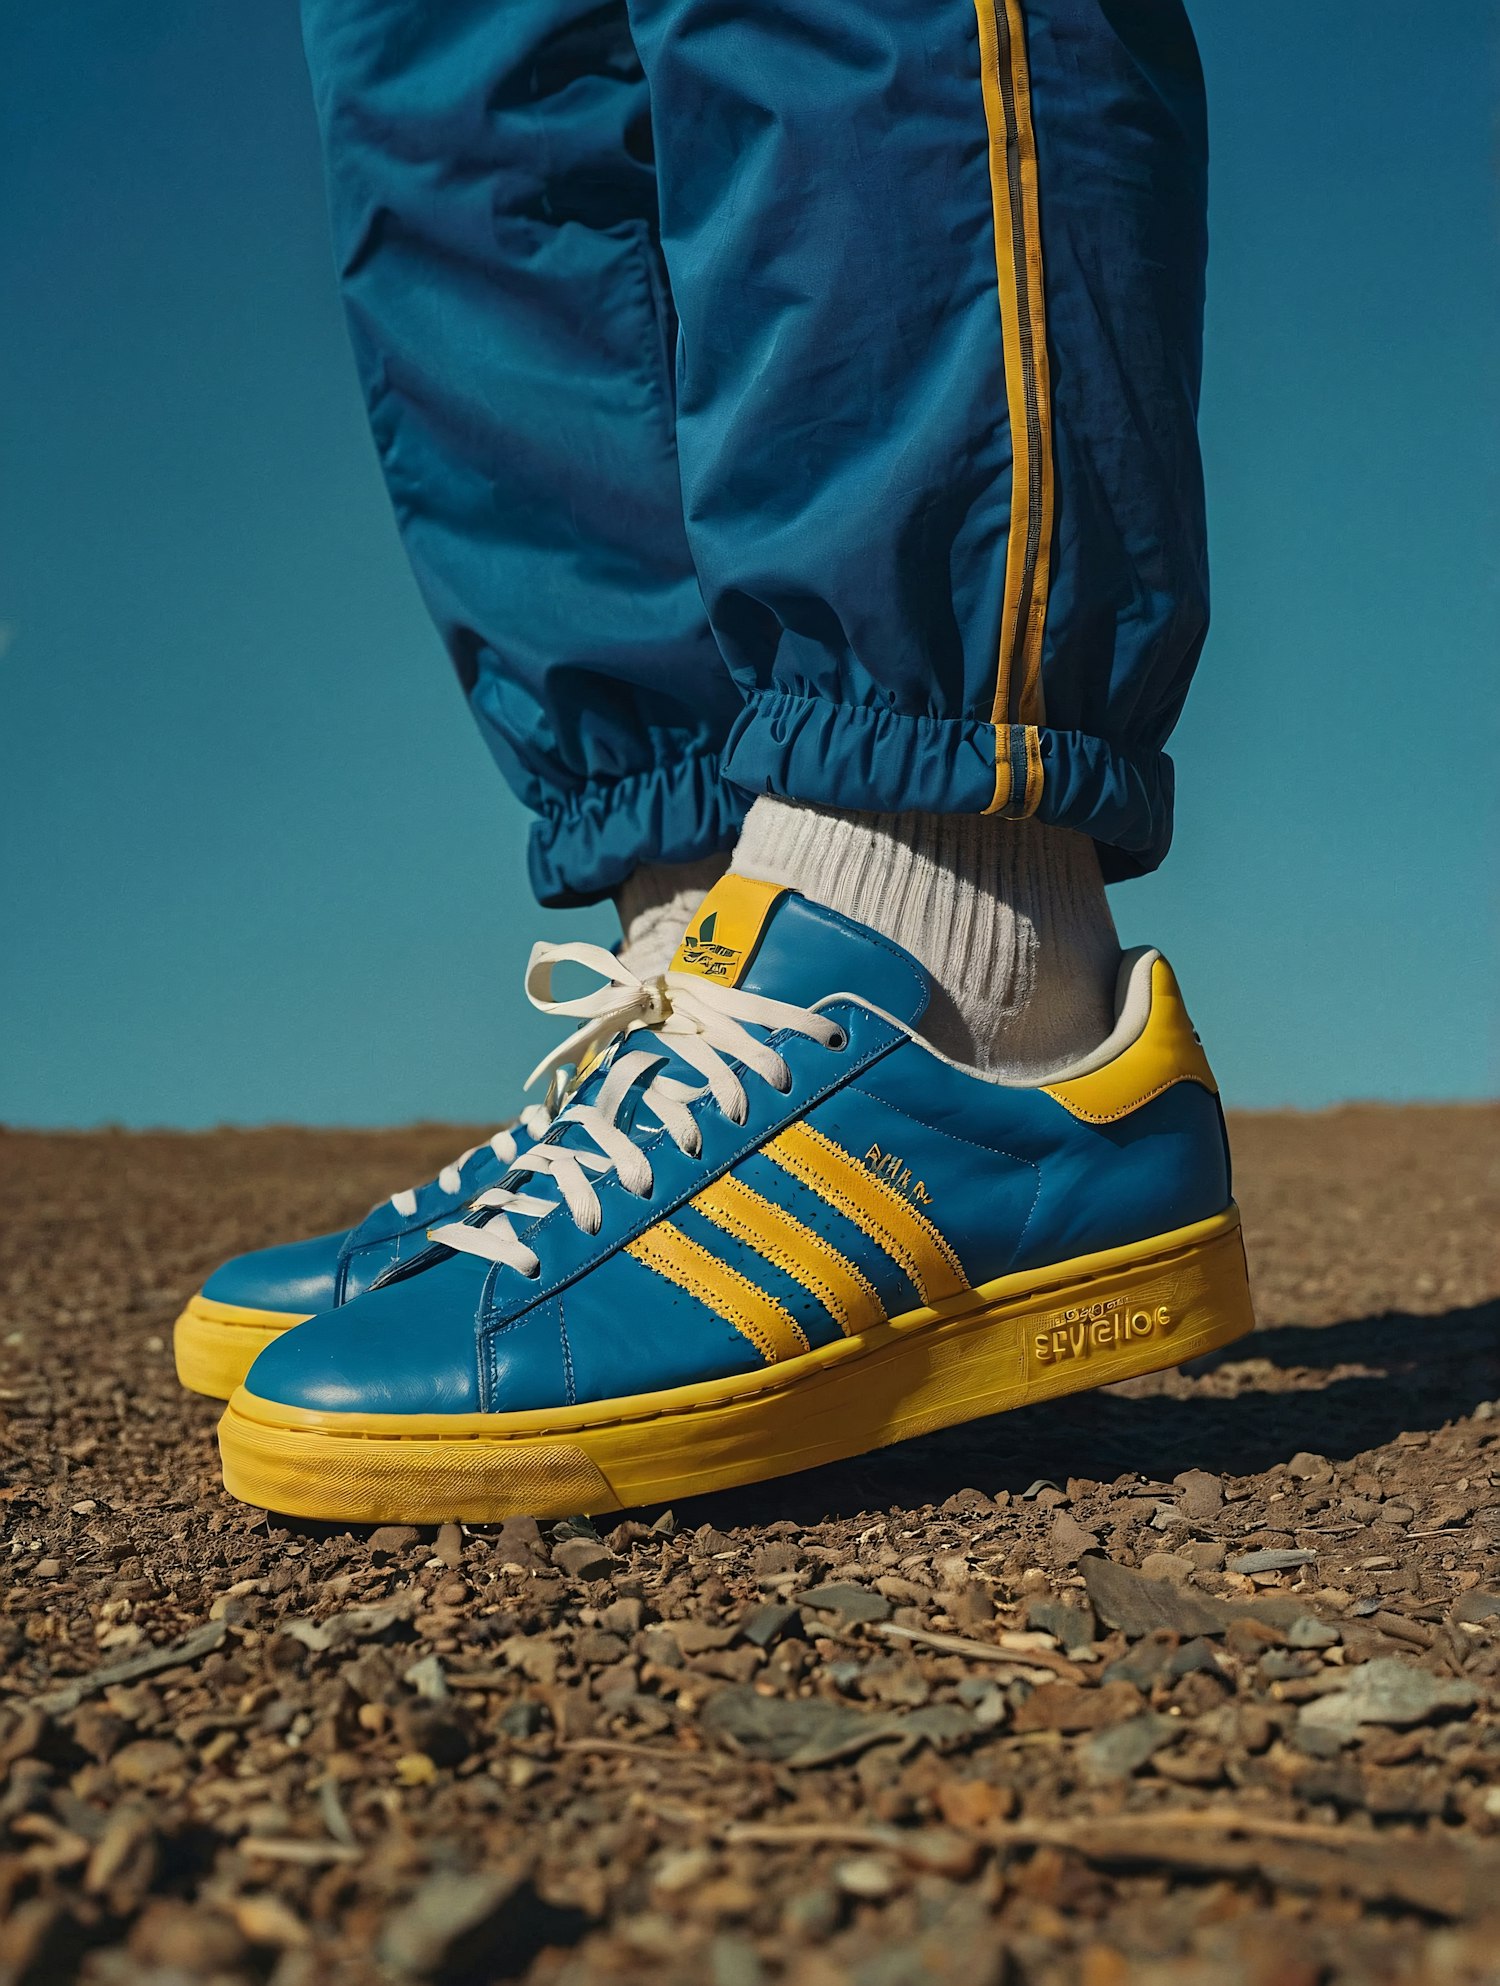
[
  {"xmin": 763, "ymin": 1122, "xmax": 969, "ymax": 1305},
  {"xmin": 694, "ymin": 1174, "xmax": 886, "ymax": 1336},
  {"xmin": 625, "ymin": 1221, "xmax": 811, "ymax": 1364},
  {"xmin": 1020, "ymin": 721, "xmax": 1044, "ymax": 816},
  {"xmin": 974, "ymin": 0, "xmax": 1055, "ymax": 809}
]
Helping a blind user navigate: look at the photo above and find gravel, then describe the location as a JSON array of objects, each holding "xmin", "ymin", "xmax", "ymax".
[{"xmin": 0, "ymin": 1104, "xmax": 1498, "ymax": 1984}]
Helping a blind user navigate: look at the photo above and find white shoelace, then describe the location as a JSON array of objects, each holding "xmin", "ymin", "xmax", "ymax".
[
  {"xmin": 388, "ymin": 1103, "xmax": 555, "ymax": 1219},
  {"xmin": 429, "ymin": 942, "xmax": 843, "ymax": 1279}
]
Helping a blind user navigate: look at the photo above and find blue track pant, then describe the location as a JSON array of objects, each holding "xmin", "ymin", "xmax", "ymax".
[{"xmin": 302, "ymin": 0, "xmax": 1208, "ymax": 905}]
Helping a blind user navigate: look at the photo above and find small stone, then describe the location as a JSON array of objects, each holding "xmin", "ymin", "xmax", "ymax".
[
  {"xmin": 1298, "ymin": 1659, "xmax": 1478, "ymax": 1742},
  {"xmin": 874, "ymin": 1574, "xmax": 934, "ymax": 1606},
  {"xmin": 751, "ymin": 1542, "xmax": 805, "ymax": 1579},
  {"xmin": 1050, "ymin": 1511, "xmax": 1101, "ymax": 1561},
  {"xmin": 1287, "ymin": 1615, "xmax": 1340, "ymax": 1649},
  {"xmin": 393, "ymin": 1752, "xmax": 439, "ymax": 1786},
  {"xmin": 379, "ymin": 1870, "xmax": 526, "ymax": 1976},
  {"xmin": 70, "ymin": 1705, "xmax": 125, "ymax": 1762},
  {"xmin": 1286, "ymin": 1452, "xmax": 1332, "ymax": 1482},
  {"xmin": 111, "ymin": 1738, "xmax": 187, "ymax": 1786},
  {"xmin": 573, "ymin": 1629, "xmax": 628, "ymax": 1666},
  {"xmin": 1026, "ymin": 1594, "xmax": 1097, "ymax": 1654},
  {"xmin": 1453, "ymin": 1590, "xmax": 1500, "ymax": 1626},
  {"xmin": 931, "ymin": 1552, "xmax": 974, "ymax": 1586},
  {"xmin": 32, "ymin": 1559, "xmax": 62, "ymax": 1580},
  {"xmin": 598, "ymin": 1597, "xmax": 646, "ymax": 1636},
  {"xmin": 498, "ymin": 1700, "xmax": 546, "ymax": 1738},
  {"xmin": 1173, "ymin": 1469, "xmax": 1224, "ymax": 1521},
  {"xmin": 934, "ymin": 1776, "xmax": 1016, "ymax": 1827},
  {"xmin": 1224, "ymin": 1617, "xmax": 1286, "ymax": 1660},
  {"xmin": 781, "ymin": 1886, "xmax": 842, "ymax": 1940},
  {"xmin": 230, "ymin": 1894, "xmax": 309, "ymax": 1948},
  {"xmin": 801, "ymin": 1583, "xmax": 892, "ymax": 1624},
  {"xmin": 652, "ymin": 1847, "xmax": 715, "ymax": 1896},
  {"xmin": 434, "ymin": 1521, "xmax": 464, "ymax": 1568},
  {"xmin": 1227, "ymin": 1548, "xmax": 1317, "ymax": 1576},
  {"xmin": 945, "ymin": 1583, "xmax": 996, "ymax": 1627},
  {"xmin": 1081, "ymin": 1712, "xmax": 1177, "ymax": 1783},
  {"xmin": 1102, "ymin": 1630, "xmax": 1180, "ymax": 1690},
  {"xmin": 710, "ymin": 1933, "xmax": 767, "ymax": 1986},
  {"xmin": 1081, "ymin": 1555, "xmax": 1227, "ymax": 1638},
  {"xmin": 1140, "ymin": 1552, "xmax": 1194, "ymax": 1585},
  {"xmin": 129, "ymin": 1902, "xmax": 246, "ymax": 1972},
  {"xmin": 1013, "ymin": 1681, "xmax": 1144, "ymax": 1734},
  {"xmin": 700, "ymin": 1688, "xmax": 917, "ymax": 1767},
  {"xmin": 552, "ymin": 1537, "xmax": 620, "ymax": 1580},
  {"xmin": 834, "ymin": 1856, "xmax": 900, "ymax": 1899},
  {"xmin": 494, "ymin": 1517, "xmax": 544, "ymax": 1569},
  {"xmin": 740, "ymin": 1602, "xmax": 802, "ymax": 1648},
  {"xmin": 403, "ymin": 1654, "xmax": 449, "ymax": 1702},
  {"xmin": 368, "ymin": 1525, "xmax": 421, "ymax": 1557}
]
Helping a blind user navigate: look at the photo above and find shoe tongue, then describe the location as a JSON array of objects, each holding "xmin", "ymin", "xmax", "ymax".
[{"xmin": 669, "ymin": 875, "xmax": 930, "ymax": 1027}]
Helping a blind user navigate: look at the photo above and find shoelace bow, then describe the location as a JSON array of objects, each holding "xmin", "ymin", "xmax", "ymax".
[{"xmin": 428, "ymin": 941, "xmax": 843, "ymax": 1278}]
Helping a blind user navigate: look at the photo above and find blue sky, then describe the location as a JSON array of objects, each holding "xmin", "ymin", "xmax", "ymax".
[{"xmin": 1, "ymin": 2, "xmax": 1494, "ymax": 1128}]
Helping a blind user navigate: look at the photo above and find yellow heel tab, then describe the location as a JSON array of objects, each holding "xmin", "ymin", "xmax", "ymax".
[{"xmin": 1042, "ymin": 955, "xmax": 1217, "ymax": 1124}]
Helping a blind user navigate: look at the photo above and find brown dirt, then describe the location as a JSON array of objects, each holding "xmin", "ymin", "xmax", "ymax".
[{"xmin": 1, "ymin": 1105, "xmax": 1498, "ymax": 1986}]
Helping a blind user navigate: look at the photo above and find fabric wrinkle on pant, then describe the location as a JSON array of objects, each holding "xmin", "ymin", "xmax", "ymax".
[
  {"xmin": 302, "ymin": 0, "xmax": 1209, "ymax": 902},
  {"xmin": 300, "ymin": 0, "xmax": 747, "ymax": 905}
]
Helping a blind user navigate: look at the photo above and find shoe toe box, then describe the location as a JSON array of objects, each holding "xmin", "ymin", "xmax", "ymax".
[
  {"xmin": 240, "ymin": 1256, "xmax": 490, "ymax": 1415},
  {"xmin": 202, "ymin": 1230, "xmax": 348, "ymax": 1317}
]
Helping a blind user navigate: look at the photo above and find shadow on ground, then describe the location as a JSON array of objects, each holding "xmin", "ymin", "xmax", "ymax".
[{"xmin": 659, "ymin": 1298, "xmax": 1500, "ymax": 1532}]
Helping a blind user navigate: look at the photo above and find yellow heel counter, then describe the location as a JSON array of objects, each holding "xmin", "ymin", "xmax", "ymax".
[{"xmin": 1042, "ymin": 957, "xmax": 1217, "ymax": 1125}]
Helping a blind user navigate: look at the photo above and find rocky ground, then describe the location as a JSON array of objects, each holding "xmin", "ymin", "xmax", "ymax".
[{"xmin": 1, "ymin": 1106, "xmax": 1497, "ymax": 1986}]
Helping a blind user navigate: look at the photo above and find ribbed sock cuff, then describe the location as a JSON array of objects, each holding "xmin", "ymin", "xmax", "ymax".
[{"xmin": 732, "ymin": 799, "xmax": 1120, "ymax": 1079}]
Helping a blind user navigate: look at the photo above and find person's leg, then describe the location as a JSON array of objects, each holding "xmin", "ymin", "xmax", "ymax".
[
  {"xmin": 299, "ymin": 0, "xmax": 746, "ymax": 935},
  {"xmin": 625, "ymin": 0, "xmax": 1208, "ymax": 1071}
]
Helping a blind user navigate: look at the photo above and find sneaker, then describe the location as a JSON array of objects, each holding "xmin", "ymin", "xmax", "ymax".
[
  {"xmin": 173, "ymin": 1108, "xmax": 552, "ymax": 1399},
  {"xmin": 216, "ymin": 877, "xmax": 1254, "ymax": 1520}
]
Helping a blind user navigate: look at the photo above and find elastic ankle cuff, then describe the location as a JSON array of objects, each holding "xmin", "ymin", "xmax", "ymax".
[{"xmin": 529, "ymin": 753, "xmax": 748, "ymax": 907}]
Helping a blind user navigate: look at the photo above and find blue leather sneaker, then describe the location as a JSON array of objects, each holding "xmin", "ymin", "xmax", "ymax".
[
  {"xmin": 174, "ymin": 1110, "xmax": 551, "ymax": 1399},
  {"xmin": 217, "ymin": 877, "xmax": 1254, "ymax": 1520}
]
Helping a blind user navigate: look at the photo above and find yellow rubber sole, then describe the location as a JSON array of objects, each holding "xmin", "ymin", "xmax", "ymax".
[
  {"xmin": 173, "ymin": 1294, "xmax": 311, "ymax": 1401},
  {"xmin": 216, "ymin": 1206, "xmax": 1254, "ymax": 1523}
]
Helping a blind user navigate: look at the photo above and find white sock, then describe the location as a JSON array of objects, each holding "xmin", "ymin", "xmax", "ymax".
[
  {"xmin": 614, "ymin": 853, "xmax": 731, "ymax": 978},
  {"xmin": 732, "ymin": 799, "xmax": 1120, "ymax": 1080}
]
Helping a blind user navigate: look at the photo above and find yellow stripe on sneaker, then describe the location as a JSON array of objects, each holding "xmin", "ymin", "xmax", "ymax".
[
  {"xmin": 693, "ymin": 1174, "xmax": 886, "ymax": 1337},
  {"xmin": 626, "ymin": 1221, "xmax": 811, "ymax": 1365},
  {"xmin": 763, "ymin": 1122, "xmax": 969, "ymax": 1305}
]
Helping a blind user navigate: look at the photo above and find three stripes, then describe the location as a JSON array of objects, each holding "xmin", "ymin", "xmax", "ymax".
[{"xmin": 625, "ymin": 1122, "xmax": 968, "ymax": 1366}]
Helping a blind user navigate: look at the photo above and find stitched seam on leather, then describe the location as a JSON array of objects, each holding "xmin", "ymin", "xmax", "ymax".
[
  {"xmin": 768, "ymin": 1120, "xmax": 967, "ymax": 1300},
  {"xmin": 692, "ymin": 1179, "xmax": 883, "ymax": 1336},
  {"xmin": 844, "ymin": 1084, "xmax": 1042, "ymax": 1273},
  {"xmin": 557, "ymin": 1293, "xmax": 576, "ymax": 1409},
  {"xmin": 1047, "ymin": 1071, "xmax": 1211, "ymax": 1125},
  {"xmin": 625, "ymin": 1224, "xmax": 808, "ymax": 1364}
]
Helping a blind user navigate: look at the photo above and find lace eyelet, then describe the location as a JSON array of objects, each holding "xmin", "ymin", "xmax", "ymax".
[{"xmin": 827, "ymin": 1027, "xmax": 849, "ymax": 1053}]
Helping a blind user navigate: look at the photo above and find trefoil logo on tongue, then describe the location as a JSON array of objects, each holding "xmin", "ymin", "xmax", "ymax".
[{"xmin": 669, "ymin": 877, "xmax": 787, "ymax": 986}]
